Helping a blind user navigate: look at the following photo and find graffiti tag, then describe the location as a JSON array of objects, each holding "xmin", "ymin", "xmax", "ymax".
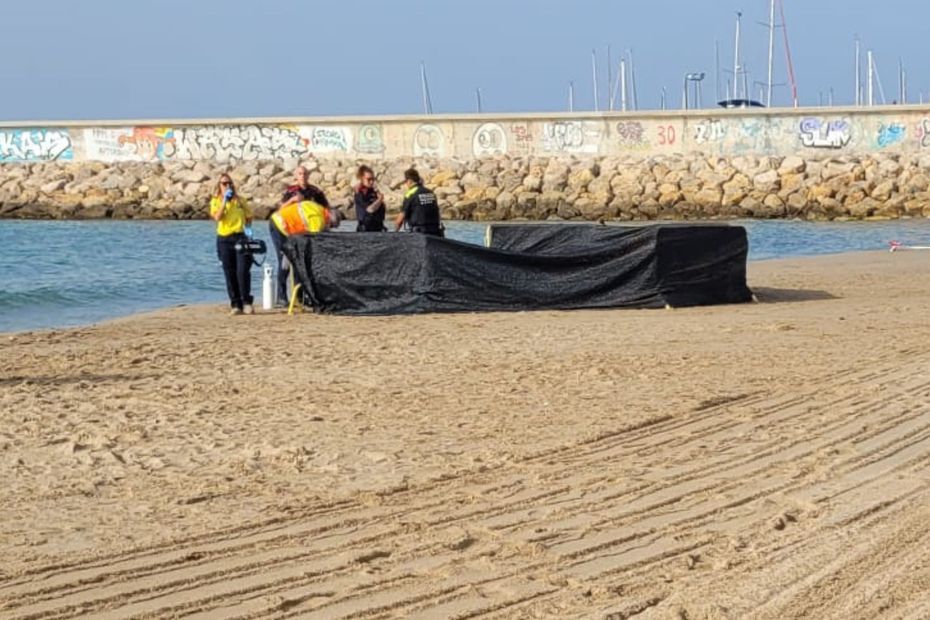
[
  {"xmin": 307, "ymin": 127, "xmax": 351, "ymax": 153},
  {"xmin": 876, "ymin": 123, "xmax": 906, "ymax": 148},
  {"xmin": 510, "ymin": 123, "xmax": 532, "ymax": 144},
  {"xmin": 472, "ymin": 123, "xmax": 507, "ymax": 157},
  {"xmin": 541, "ymin": 121, "xmax": 599, "ymax": 154},
  {"xmin": 799, "ymin": 118, "xmax": 851, "ymax": 149},
  {"xmin": 170, "ymin": 125, "xmax": 309, "ymax": 161},
  {"xmin": 693, "ymin": 119, "xmax": 726, "ymax": 145},
  {"xmin": 615, "ymin": 121, "xmax": 649, "ymax": 150},
  {"xmin": 0, "ymin": 128, "xmax": 73, "ymax": 162}
]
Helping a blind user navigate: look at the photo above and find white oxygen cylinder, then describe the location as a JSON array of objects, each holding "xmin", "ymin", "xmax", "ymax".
[{"xmin": 262, "ymin": 263, "xmax": 274, "ymax": 310}]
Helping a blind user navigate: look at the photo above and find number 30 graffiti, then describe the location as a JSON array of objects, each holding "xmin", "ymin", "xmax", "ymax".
[{"xmin": 657, "ymin": 125, "xmax": 677, "ymax": 146}]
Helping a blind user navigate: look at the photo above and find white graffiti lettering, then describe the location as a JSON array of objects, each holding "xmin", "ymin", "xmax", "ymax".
[
  {"xmin": 171, "ymin": 126, "xmax": 309, "ymax": 161},
  {"xmin": 0, "ymin": 129, "xmax": 73, "ymax": 162},
  {"xmin": 799, "ymin": 118, "xmax": 851, "ymax": 149},
  {"xmin": 541, "ymin": 121, "xmax": 599, "ymax": 154},
  {"xmin": 693, "ymin": 119, "xmax": 727, "ymax": 144}
]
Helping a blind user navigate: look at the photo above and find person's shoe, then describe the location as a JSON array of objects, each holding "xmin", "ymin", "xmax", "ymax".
[
  {"xmin": 229, "ymin": 307, "xmax": 243, "ymax": 316},
  {"xmin": 243, "ymin": 304, "xmax": 254, "ymax": 315}
]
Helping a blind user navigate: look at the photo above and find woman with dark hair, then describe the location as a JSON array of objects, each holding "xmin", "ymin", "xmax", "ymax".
[
  {"xmin": 353, "ymin": 165, "xmax": 386, "ymax": 232},
  {"xmin": 210, "ymin": 173, "xmax": 254, "ymax": 315},
  {"xmin": 395, "ymin": 168, "xmax": 442, "ymax": 236}
]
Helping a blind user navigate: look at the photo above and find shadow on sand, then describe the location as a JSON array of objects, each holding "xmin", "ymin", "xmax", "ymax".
[{"xmin": 751, "ymin": 287, "xmax": 838, "ymax": 303}]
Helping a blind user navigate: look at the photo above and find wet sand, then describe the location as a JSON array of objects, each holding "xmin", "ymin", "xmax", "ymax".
[{"xmin": 2, "ymin": 250, "xmax": 930, "ymax": 619}]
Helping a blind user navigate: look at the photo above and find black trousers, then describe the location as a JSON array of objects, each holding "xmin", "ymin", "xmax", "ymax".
[
  {"xmin": 216, "ymin": 234, "xmax": 253, "ymax": 309},
  {"xmin": 268, "ymin": 222, "xmax": 290, "ymax": 304}
]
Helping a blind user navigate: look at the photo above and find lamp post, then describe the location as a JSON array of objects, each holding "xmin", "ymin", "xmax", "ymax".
[{"xmin": 684, "ymin": 72, "xmax": 706, "ymax": 109}]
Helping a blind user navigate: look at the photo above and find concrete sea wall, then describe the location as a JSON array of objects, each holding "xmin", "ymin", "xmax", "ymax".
[{"xmin": 2, "ymin": 106, "xmax": 930, "ymax": 220}]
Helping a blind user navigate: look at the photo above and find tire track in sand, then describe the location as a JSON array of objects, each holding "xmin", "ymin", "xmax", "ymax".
[{"xmin": 3, "ymin": 352, "xmax": 929, "ymax": 619}]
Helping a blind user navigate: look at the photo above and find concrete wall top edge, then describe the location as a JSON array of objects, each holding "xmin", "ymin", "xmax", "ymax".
[{"xmin": 1, "ymin": 104, "xmax": 929, "ymax": 128}]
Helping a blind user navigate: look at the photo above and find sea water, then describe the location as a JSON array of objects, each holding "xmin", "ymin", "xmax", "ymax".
[{"xmin": 1, "ymin": 218, "xmax": 929, "ymax": 333}]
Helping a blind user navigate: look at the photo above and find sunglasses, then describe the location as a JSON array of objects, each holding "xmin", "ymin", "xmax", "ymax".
[{"xmin": 220, "ymin": 181, "xmax": 232, "ymax": 186}]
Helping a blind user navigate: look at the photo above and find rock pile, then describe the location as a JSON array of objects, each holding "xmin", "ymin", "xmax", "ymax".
[{"xmin": 1, "ymin": 152, "xmax": 929, "ymax": 220}]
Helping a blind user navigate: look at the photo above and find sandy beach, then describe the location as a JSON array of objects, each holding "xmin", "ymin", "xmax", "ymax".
[{"xmin": 2, "ymin": 250, "xmax": 930, "ymax": 619}]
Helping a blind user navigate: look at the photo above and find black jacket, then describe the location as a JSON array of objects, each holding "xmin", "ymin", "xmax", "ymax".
[
  {"xmin": 401, "ymin": 184, "xmax": 441, "ymax": 234},
  {"xmin": 354, "ymin": 186, "xmax": 386, "ymax": 232}
]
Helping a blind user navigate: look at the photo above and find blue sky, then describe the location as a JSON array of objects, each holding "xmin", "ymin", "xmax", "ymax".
[{"xmin": 2, "ymin": 0, "xmax": 926, "ymax": 121}]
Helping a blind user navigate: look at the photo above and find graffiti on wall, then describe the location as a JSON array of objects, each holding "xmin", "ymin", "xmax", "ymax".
[
  {"xmin": 119, "ymin": 127, "xmax": 176, "ymax": 159},
  {"xmin": 413, "ymin": 124, "xmax": 445, "ymax": 158},
  {"xmin": 916, "ymin": 119, "xmax": 930, "ymax": 148},
  {"xmin": 305, "ymin": 126, "xmax": 352, "ymax": 153},
  {"xmin": 510, "ymin": 123, "xmax": 532, "ymax": 147},
  {"xmin": 0, "ymin": 128, "xmax": 73, "ymax": 162},
  {"xmin": 83, "ymin": 127, "xmax": 175, "ymax": 161},
  {"xmin": 541, "ymin": 121, "xmax": 600, "ymax": 154},
  {"xmin": 171, "ymin": 125, "xmax": 310, "ymax": 161},
  {"xmin": 472, "ymin": 123, "xmax": 507, "ymax": 157},
  {"xmin": 876, "ymin": 122, "xmax": 906, "ymax": 148},
  {"xmin": 799, "ymin": 118, "xmax": 851, "ymax": 149},
  {"xmin": 615, "ymin": 121, "xmax": 649, "ymax": 150},
  {"xmin": 727, "ymin": 118, "xmax": 781, "ymax": 155},
  {"xmin": 356, "ymin": 124, "xmax": 385, "ymax": 154},
  {"xmin": 693, "ymin": 119, "xmax": 727, "ymax": 145},
  {"xmin": 655, "ymin": 124, "xmax": 677, "ymax": 147}
]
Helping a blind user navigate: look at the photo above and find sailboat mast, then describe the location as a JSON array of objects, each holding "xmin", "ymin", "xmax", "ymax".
[
  {"xmin": 778, "ymin": 0, "xmax": 799, "ymax": 107},
  {"xmin": 628, "ymin": 49, "xmax": 639, "ymax": 111},
  {"xmin": 591, "ymin": 50, "xmax": 599, "ymax": 112},
  {"xmin": 855, "ymin": 37, "xmax": 861, "ymax": 106},
  {"xmin": 620, "ymin": 57, "xmax": 628, "ymax": 112},
  {"xmin": 733, "ymin": 12, "xmax": 742, "ymax": 99},
  {"xmin": 419, "ymin": 62, "xmax": 433, "ymax": 114},
  {"xmin": 766, "ymin": 0, "xmax": 775, "ymax": 106},
  {"xmin": 607, "ymin": 46, "xmax": 613, "ymax": 111},
  {"xmin": 867, "ymin": 50, "xmax": 874, "ymax": 106}
]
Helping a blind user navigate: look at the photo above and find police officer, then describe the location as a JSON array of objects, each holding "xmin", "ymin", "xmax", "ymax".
[{"xmin": 394, "ymin": 168, "xmax": 443, "ymax": 236}]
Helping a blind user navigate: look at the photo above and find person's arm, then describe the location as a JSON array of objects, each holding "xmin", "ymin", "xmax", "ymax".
[
  {"xmin": 242, "ymin": 198, "xmax": 253, "ymax": 225},
  {"xmin": 366, "ymin": 190, "xmax": 384, "ymax": 214},
  {"xmin": 278, "ymin": 189, "xmax": 298, "ymax": 210},
  {"xmin": 395, "ymin": 193, "xmax": 412, "ymax": 231},
  {"xmin": 310, "ymin": 186, "xmax": 330, "ymax": 208},
  {"xmin": 210, "ymin": 196, "xmax": 225, "ymax": 222}
]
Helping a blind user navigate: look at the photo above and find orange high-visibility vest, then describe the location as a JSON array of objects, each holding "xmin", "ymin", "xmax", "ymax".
[{"xmin": 271, "ymin": 200, "xmax": 329, "ymax": 236}]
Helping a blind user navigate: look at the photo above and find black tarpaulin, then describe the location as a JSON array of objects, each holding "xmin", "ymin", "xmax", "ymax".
[{"xmin": 283, "ymin": 224, "xmax": 752, "ymax": 315}]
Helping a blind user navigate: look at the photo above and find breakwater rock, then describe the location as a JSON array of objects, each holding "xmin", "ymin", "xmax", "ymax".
[{"xmin": 2, "ymin": 153, "xmax": 929, "ymax": 221}]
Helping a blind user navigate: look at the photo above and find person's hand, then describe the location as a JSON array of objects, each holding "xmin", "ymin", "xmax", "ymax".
[{"xmin": 224, "ymin": 188, "xmax": 234, "ymax": 201}]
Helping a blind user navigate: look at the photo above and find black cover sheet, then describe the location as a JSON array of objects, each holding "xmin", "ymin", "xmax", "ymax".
[{"xmin": 283, "ymin": 224, "xmax": 752, "ymax": 315}]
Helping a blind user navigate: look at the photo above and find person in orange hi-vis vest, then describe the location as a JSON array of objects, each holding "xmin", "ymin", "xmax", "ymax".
[{"xmin": 268, "ymin": 200, "xmax": 342, "ymax": 305}]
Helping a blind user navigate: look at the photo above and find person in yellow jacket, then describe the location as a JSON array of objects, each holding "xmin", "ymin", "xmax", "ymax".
[
  {"xmin": 268, "ymin": 199, "xmax": 342, "ymax": 305},
  {"xmin": 210, "ymin": 174, "xmax": 255, "ymax": 315}
]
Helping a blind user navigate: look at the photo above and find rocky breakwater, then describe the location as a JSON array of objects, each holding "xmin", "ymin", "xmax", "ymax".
[{"xmin": 1, "ymin": 152, "xmax": 930, "ymax": 221}]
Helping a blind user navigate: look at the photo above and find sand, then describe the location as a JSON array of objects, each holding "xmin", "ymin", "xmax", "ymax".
[{"xmin": 2, "ymin": 250, "xmax": 930, "ymax": 619}]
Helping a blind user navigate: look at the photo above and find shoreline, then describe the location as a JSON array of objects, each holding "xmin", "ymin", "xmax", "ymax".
[{"xmin": 0, "ymin": 249, "xmax": 901, "ymax": 336}]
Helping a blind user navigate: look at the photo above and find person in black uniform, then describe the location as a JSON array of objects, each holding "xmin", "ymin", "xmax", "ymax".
[
  {"xmin": 394, "ymin": 168, "xmax": 443, "ymax": 236},
  {"xmin": 353, "ymin": 165, "xmax": 386, "ymax": 232}
]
